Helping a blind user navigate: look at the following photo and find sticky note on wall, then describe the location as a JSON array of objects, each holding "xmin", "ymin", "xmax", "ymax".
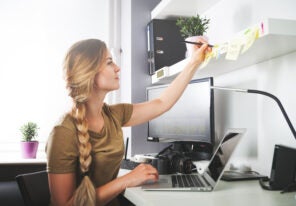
[
  {"xmin": 200, "ymin": 51, "xmax": 213, "ymax": 69},
  {"xmin": 241, "ymin": 27, "xmax": 259, "ymax": 54},
  {"xmin": 225, "ymin": 38, "xmax": 243, "ymax": 61}
]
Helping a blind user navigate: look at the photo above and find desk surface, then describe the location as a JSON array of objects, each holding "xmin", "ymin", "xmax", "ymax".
[{"xmin": 123, "ymin": 178, "xmax": 296, "ymax": 206}]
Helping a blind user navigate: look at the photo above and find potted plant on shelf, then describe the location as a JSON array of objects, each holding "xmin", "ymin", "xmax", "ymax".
[
  {"xmin": 20, "ymin": 122, "xmax": 39, "ymax": 159},
  {"xmin": 176, "ymin": 14, "xmax": 210, "ymax": 56}
]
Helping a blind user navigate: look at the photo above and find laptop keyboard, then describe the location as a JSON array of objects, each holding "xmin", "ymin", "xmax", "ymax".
[{"xmin": 171, "ymin": 174, "xmax": 210, "ymax": 188}]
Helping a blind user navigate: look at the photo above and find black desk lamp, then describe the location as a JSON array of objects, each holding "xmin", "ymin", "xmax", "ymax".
[
  {"xmin": 210, "ymin": 86, "xmax": 296, "ymax": 140},
  {"xmin": 211, "ymin": 86, "xmax": 296, "ymax": 192}
]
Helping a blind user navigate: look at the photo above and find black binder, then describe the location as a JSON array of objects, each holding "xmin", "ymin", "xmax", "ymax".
[{"xmin": 147, "ymin": 19, "xmax": 186, "ymax": 75}]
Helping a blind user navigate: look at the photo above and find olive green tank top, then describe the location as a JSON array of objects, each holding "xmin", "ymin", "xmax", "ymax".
[{"xmin": 46, "ymin": 103, "xmax": 133, "ymax": 206}]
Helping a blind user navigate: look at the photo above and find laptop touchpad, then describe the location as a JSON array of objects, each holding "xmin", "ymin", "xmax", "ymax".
[{"xmin": 144, "ymin": 178, "xmax": 168, "ymax": 185}]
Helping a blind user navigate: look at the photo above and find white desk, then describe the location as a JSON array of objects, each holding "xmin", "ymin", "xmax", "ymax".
[{"xmin": 123, "ymin": 177, "xmax": 296, "ymax": 206}]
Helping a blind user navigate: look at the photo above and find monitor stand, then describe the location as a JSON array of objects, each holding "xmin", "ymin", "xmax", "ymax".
[
  {"xmin": 154, "ymin": 142, "xmax": 212, "ymax": 174},
  {"xmin": 157, "ymin": 141, "xmax": 213, "ymax": 161},
  {"xmin": 174, "ymin": 142, "xmax": 213, "ymax": 161}
]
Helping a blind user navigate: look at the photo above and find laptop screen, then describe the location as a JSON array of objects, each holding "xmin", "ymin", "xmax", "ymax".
[{"xmin": 206, "ymin": 131, "xmax": 244, "ymax": 181}]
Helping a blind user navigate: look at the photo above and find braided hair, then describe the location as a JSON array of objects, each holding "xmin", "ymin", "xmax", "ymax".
[{"xmin": 63, "ymin": 39, "xmax": 107, "ymax": 206}]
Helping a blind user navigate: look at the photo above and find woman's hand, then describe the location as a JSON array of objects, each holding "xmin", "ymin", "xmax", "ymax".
[
  {"xmin": 125, "ymin": 37, "xmax": 212, "ymax": 128},
  {"xmin": 188, "ymin": 36, "xmax": 212, "ymax": 67},
  {"xmin": 122, "ymin": 164, "xmax": 159, "ymax": 187},
  {"xmin": 94, "ymin": 164, "xmax": 158, "ymax": 205}
]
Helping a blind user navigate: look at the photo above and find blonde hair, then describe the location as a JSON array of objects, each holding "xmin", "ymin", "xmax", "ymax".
[{"xmin": 64, "ymin": 39, "xmax": 107, "ymax": 206}]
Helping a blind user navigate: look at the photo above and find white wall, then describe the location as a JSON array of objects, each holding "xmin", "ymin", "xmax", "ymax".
[
  {"xmin": 0, "ymin": 0, "xmax": 110, "ymax": 159},
  {"xmin": 257, "ymin": 51, "xmax": 296, "ymax": 174},
  {"xmin": 120, "ymin": 0, "xmax": 162, "ymax": 157},
  {"xmin": 202, "ymin": 0, "xmax": 296, "ymax": 175},
  {"xmin": 204, "ymin": 0, "xmax": 296, "ymax": 43}
]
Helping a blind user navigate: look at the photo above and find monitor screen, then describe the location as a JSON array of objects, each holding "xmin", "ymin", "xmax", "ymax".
[{"xmin": 146, "ymin": 77, "xmax": 214, "ymax": 146}]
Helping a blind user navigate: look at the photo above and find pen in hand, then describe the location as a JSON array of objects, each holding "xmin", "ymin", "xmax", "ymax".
[{"xmin": 181, "ymin": 40, "xmax": 214, "ymax": 48}]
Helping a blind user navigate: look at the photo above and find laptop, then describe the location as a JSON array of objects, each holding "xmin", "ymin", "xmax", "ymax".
[{"xmin": 142, "ymin": 128, "xmax": 246, "ymax": 191}]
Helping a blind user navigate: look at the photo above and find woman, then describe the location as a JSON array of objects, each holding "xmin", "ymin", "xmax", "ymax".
[{"xmin": 46, "ymin": 38, "xmax": 210, "ymax": 206}]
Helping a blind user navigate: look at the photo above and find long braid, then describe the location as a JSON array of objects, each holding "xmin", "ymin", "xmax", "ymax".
[
  {"xmin": 71, "ymin": 103, "xmax": 96, "ymax": 206},
  {"xmin": 73, "ymin": 103, "xmax": 92, "ymax": 172},
  {"xmin": 63, "ymin": 39, "xmax": 107, "ymax": 206}
]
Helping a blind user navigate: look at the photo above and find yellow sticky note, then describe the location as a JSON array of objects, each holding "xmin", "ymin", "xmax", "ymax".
[
  {"xmin": 241, "ymin": 27, "xmax": 259, "ymax": 54},
  {"xmin": 218, "ymin": 42, "xmax": 228, "ymax": 55},
  {"xmin": 214, "ymin": 43, "xmax": 228, "ymax": 59},
  {"xmin": 225, "ymin": 38, "xmax": 242, "ymax": 61},
  {"xmin": 211, "ymin": 45, "xmax": 219, "ymax": 59},
  {"xmin": 200, "ymin": 51, "xmax": 213, "ymax": 69}
]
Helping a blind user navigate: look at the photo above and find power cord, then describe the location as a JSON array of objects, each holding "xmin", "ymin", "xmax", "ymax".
[{"xmin": 259, "ymin": 177, "xmax": 296, "ymax": 193}]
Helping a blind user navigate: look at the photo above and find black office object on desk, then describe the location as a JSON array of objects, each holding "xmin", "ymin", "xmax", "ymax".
[
  {"xmin": 120, "ymin": 159, "xmax": 140, "ymax": 170},
  {"xmin": 221, "ymin": 170, "xmax": 267, "ymax": 181},
  {"xmin": 120, "ymin": 137, "xmax": 147, "ymax": 170},
  {"xmin": 124, "ymin": 137, "xmax": 129, "ymax": 161},
  {"xmin": 121, "ymin": 137, "xmax": 140, "ymax": 170},
  {"xmin": 259, "ymin": 145, "xmax": 296, "ymax": 192}
]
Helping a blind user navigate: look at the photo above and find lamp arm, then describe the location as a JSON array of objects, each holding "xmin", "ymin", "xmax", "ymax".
[
  {"xmin": 211, "ymin": 86, "xmax": 296, "ymax": 140},
  {"xmin": 247, "ymin": 89, "xmax": 296, "ymax": 140}
]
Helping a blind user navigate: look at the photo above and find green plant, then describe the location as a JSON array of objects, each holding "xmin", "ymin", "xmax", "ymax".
[
  {"xmin": 176, "ymin": 14, "xmax": 210, "ymax": 38},
  {"xmin": 20, "ymin": 122, "xmax": 39, "ymax": 141}
]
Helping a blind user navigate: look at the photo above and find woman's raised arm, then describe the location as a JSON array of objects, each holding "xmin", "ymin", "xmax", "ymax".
[{"xmin": 125, "ymin": 41, "xmax": 211, "ymax": 127}]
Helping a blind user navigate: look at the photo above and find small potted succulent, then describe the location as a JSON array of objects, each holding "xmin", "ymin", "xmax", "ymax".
[
  {"xmin": 20, "ymin": 122, "xmax": 39, "ymax": 158},
  {"xmin": 176, "ymin": 14, "xmax": 210, "ymax": 56}
]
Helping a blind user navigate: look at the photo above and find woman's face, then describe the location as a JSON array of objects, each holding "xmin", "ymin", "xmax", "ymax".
[{"xmin": 94, "ymin": 50, "xmax": 120, "ymax": 92}]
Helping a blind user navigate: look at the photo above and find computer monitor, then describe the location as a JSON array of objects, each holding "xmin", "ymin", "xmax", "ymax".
[{"xmin": 146, "ymin": 77, "xmax": 215, "ymax": 160}]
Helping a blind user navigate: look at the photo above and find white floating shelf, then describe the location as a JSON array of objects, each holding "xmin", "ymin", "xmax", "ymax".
[
  {"xmin": 151, "ymin": 18, "xmax": 296, "ymax": 84},
  {"xmin": 151, "ymin": 0, "xmax": 221, "ymax": 19}
]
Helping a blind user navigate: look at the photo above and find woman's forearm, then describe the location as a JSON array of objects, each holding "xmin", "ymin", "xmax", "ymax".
[
  {"xmin": 95, "ymin": 175, "xmax": 127, "ymax": 206},
  {"xmin": 95, "ymin": 164, "xmax": 158, "ymax": 205},
  {"xmin": 159, "ymin": 51, "xmax": 205, "ymax": 112}
]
